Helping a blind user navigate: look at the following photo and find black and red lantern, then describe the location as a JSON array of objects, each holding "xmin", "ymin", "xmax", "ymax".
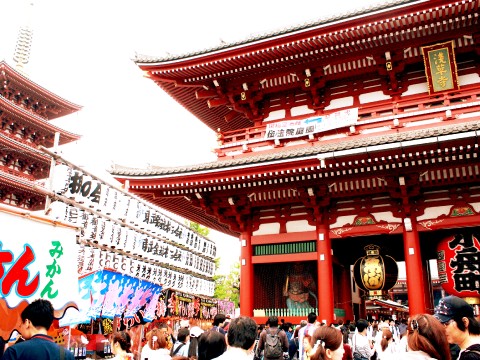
[
  {"xmin": 353, "ymin": 244, "xmax": 399, "ymax": 299},
  {"xmin": 437, "ymin": 233, "xmax": 480, "ymax": 301}
]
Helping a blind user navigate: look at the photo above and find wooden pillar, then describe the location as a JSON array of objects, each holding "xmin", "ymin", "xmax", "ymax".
[
  {"xmin": 317, "ymin": 222, "xmax": 334, "ymax": 324},
  {"xmin": 403, "ymin": 216, "xmax": 427, "ymax": 315},
  {"xmin": 340, "ymin": 265, "xmax": 354, "ymax": 321},
  {"xmin": 239, "ymin": 231, "xmax": 254, "ymax": 316}
]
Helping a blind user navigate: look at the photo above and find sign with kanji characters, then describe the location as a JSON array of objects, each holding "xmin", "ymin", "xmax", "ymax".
[
  {"xmin": 264, "ymin": 108, "xmax": 358, "ymax": 140},
  {"xmin": 421, "ymin": 41, "xmax": 460, "ymax": 94},
  {"xmin": 165, "ymin": 290, "xmax": 217, "ymax": 320},
  {"xmin": 0, "ymin": 210, "xmax": 79, "ymax": 309},
  {"xmin": 437, "ymin": 232, "xmax": 480, "ymax": 297}
]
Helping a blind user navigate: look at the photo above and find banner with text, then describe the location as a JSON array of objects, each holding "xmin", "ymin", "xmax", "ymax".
[{"xmin": 265, "ymin": 108, "xmax": 358, "ymax": 140}]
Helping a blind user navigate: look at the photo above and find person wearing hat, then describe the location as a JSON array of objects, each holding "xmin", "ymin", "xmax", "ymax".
[
  {"xmin": 188, "ymin": 326, "xmax": 205, "ymax": 358},
  {"xmin": 434, "ymin": 295, "xmax": 480, "ymax": 360}
]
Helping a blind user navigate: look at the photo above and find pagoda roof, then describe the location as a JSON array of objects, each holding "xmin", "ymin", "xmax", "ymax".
[
  {"xmin": 0, "ymin": 60, "xmax": 82, "ymax": 120},
  {"xmin": 0, "ymin": 95, "xmax": 81, "ymax": 146},
  {"xmin": 133, "ymin": 0, "xmax": 479, "ymax": 133},
  {"xmin": 0, "ymin": 170, "xmax": 47, "ymax": 198},
  {"xmin": 0, "ymin": 133, "xmax": 51, "ymax": 164}
]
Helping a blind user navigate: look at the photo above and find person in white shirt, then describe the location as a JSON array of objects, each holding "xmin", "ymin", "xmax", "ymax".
[
  {"xmin": 171, "ymin": 327, "xmax": 190, "ymax": 358},
  {"xmin": 299, "ymin": 313, "xmax": 318, "ymax": 360},
  {"xmin": 352, "ymin": 319, "xmax": 375, "ymax": 360}
]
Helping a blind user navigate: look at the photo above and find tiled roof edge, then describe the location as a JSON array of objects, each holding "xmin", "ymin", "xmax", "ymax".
[
  {"xmin": 134, "ymin": 0, "xmax": 416, "ymax": 64},
  {"xmin": 110, "ymin": 120, "xmax": 480, "ymax": 176}
]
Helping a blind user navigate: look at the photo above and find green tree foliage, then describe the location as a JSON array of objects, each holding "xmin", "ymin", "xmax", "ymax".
[
  {"xmin": 186, "ymin": 221, "xmax": 210, "ymax": 237},
  {"xmin": 214, "ymin": 261, "xmax": 240, "ymax": 307}
]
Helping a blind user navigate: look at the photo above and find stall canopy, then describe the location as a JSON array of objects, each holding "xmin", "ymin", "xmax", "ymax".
[
  {"xmin": 366, "ymin": 298, "xmax": 409, "ymax": 314},
  {"xmin": 0, "ymin": 205, "xmax": 79, "ymax": 340},
  {"xmin": 60, "ymin": 269, "xmax": 162, "ymax": 327}
]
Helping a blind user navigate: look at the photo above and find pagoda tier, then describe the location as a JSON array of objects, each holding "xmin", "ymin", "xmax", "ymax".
[
  {"xmin": 0, "ymin": 171, "xmax": 47, "ymax": 210},
  {"xmin": 0, "ymin": 133, "xmax": 51, "ymax": 180},
  {"xmin": 114, "ymin": 0, "xmax": 480, "ymax": 323},
  {"xmin": 0, "ymin": 61, "xmax": 81, "ymax": 210},
  {"xmin": 0, "ymin": 61, "xmax": 82, "ymax": 120}
]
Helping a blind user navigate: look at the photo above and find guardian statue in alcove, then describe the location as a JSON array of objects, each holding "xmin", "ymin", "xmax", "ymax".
[{"xmin": 283, "ymin": 262, "xmax": 318, "ymax": 309}]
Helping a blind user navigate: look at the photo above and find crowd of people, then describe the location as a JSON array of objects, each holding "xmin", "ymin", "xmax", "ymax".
[{"xmin": 1, "ymin": 296, "xmax": 479, "ymax": 360}]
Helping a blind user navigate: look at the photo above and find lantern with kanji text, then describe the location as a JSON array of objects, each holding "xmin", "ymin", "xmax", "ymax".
[{"xmin": 353, "ymin": 244, "xmax": 398, "ymax": 300}]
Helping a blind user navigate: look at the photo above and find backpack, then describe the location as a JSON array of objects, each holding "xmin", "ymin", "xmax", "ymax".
[{"xmin": 264, "ymin": 328, "xmax": 283, "ymax": 359}]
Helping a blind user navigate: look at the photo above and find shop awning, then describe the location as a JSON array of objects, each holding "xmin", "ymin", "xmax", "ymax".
[{"xmin": 60, "ymin": 269, "xmax": 162, "ymax": 326}]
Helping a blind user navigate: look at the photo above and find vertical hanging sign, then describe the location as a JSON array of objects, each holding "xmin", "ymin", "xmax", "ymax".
[{"xmin": 421, "ymin": 40, "xmax": 460, "ymax": 94}]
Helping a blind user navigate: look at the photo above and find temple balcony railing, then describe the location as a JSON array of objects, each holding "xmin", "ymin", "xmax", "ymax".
[
  {"xmin": 254, "ymin": 241, "xmax": 316, "ymax": 256},
  {"xmin": 254, "ymin": 307, "xmax": 318, "ymax": 318},
  {"xmin": 214, "ymin": 84, "xmax": 480, "ymax": 158}
]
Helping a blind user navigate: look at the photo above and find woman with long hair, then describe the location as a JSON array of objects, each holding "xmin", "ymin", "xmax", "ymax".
[
  {"xmin": 141, "ymin": 328, "xmax": 171, "ymax": 360},
  {"xmin": 188, "ymin": 326, "xmax": 204, "ymax": 359},
  {"xmin": 308, "ymin": 326, "xmax": 345, "ymax": 360},
  {"xmin": 111, "ymin": 331, "xmax": 134, "ymax": 360},
  {"xmin": 376, "ymin": 328, "xmax": 396, "ymax": 359},
  {"xmin": 383, "ymin": 314, "xmax": 451, "ymax": 360}
]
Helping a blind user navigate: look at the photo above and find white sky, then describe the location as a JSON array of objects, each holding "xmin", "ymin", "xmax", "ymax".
[{"xmin": 1, "ymin": 0, "xmax": 389, "ymax": 274}]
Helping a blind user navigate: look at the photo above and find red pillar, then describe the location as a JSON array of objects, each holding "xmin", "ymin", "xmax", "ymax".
[
  {"xmin": 403, "ymin": 217, "xmax": 427, "ymax": 315},
  {"xmin": 239, "ymin": 231, "xmax": 254, "ymax": 317},
  {"xmin": 317, "ymin": 223, "xmax": 334, "ymax": 324},
  {"xmin": 340, "ymin": 265, "xmax": 354, "ymax": 321}
]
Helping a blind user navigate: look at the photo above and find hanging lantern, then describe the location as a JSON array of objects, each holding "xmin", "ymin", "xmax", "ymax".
[
  {"xmin": 353, "ymin": 244, "xmax": 398, "ymax": 299},
  {"xmin": 436, "ymin": 233, "xmax": 480, "ymax": 303}
]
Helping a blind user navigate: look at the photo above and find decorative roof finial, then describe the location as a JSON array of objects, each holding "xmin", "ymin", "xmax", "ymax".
[{"xmin": 13, "ymin": 1, "xmax": 34, "ymax": 76}]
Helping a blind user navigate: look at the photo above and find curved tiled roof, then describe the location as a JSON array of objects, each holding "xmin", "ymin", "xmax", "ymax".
[
  {"xmin": 134, "ymin": 0, "xmax": 417, "ymax": 64},
  {"xmin": 111, "ymin": 120, "xmax": 480, "ymax": 177},
  {"xmin": 0, "ymin": 60, "xmax": 82, "ymax": 120},
  {"xmin": 0, "ymin": 95, "xmax": 81, "ymax": 145}
]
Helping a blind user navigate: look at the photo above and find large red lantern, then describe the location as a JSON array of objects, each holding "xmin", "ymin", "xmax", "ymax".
[
  {"xmin": 437, "ymin": 233, "xmax": 480, "ymax": 300},
  {"xmin": 353, "ymin": 244, "xmax": 398, "ymax": 299}
]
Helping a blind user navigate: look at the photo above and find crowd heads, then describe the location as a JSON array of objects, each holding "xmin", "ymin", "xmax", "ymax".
[
  {"xmin": 213, "ymin": 313, "xmax": 226, "ymax": 327},
  {"xmin": 308, "ymin": 312, "xmax": 318, "ymax": 325},
  {"xmin": 268, "ymin": 315, "xmax": 279, "ymax": 327},
  {"xmin": 226, "ymin": 316, "xmax": 258, "ymax": 350},
  {"xmin": 20, "ymin": 299, "xmax": 55, "ymax": 335},
  {"xmin": 355, "ymin": 319, "xmax": 369, "ymax": 333},
  {"xmin": 197, "ymin": 329, "xmax": 227, "ymax": 360}
]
